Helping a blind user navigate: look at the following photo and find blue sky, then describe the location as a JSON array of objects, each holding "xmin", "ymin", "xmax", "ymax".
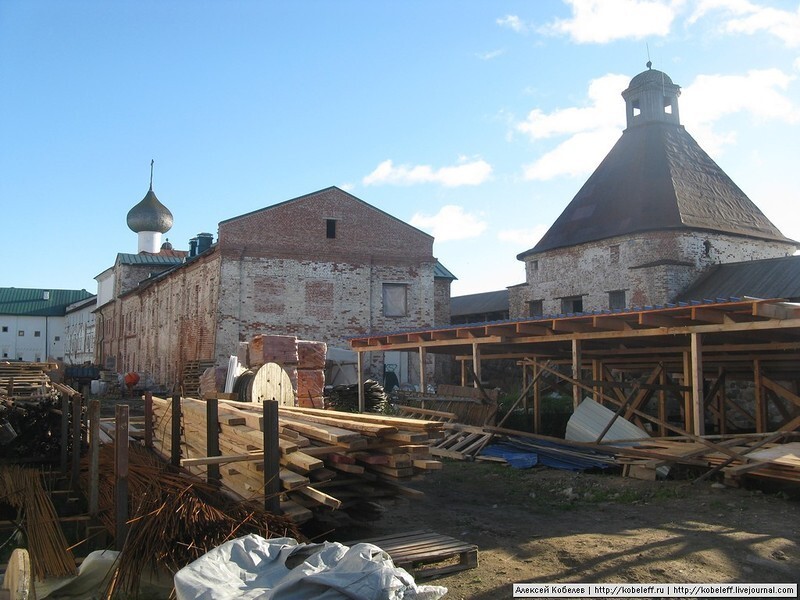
[{"xmin": 2, "ymin": 0, "xmax": 799, "ymax": 296}]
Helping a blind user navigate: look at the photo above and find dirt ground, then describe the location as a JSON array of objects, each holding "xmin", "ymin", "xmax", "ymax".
[{"xmin": 336, "ymin": 460, "xmax": 799, "ymax": 600}]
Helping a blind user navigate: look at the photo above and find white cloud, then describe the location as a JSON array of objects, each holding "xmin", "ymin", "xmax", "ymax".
[
  {"xmin": 338, "ymin": 182, "xmax": 355, "ymax": 192},
  {"xmin": 681, "ymin": 69, "xmax": 800, "ymax": 154},
  {"xmin": 517, "ymin": 74, "xmax": 628, "ymax": 139},
  {"xmin": 476, "ymin": 48, "xmax": 506, "ymax": 61},
  {"xmin": 497, "ymin": 15, "xmax": 528, "ymax": 33},
  {"xmin": 542, "ymin": 0, "xmax": 680, "ymax": 44},
  {"xmin": 363, "ymin": 158, "xmax": 492, "ymax": 187},
  {"xmin": 409, "ymin": 205, "xmax": 487, "ymax": 242},
  {"xmin": 522, "ymin": 128, "xmax": 622, "ymax": 181},
  {"xmin": 690, "ymin": 0, "xmax": 800, "ymax": 47},
  {"xmin": 497, "ymin": 224, "xmax": 549, "ymax": 249}
]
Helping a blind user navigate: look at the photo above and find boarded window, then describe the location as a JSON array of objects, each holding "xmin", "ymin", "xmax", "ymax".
[
  {"xmin": 528, "ymin": 299, "xmax": 543, "ymax": 317},
  {"xmin": 609, "ymin": 290, "xmax": 626, "ymax": 310},
  {"xmin": 34, "ymin": 331, "xmax": 41, "ymax": 337},
  {"xmin": 326, "ymin": 219, "xmax": 337, "ymax": 239},
  {"xmin": 383, "ymin": 284, "xmax": 408, "ymax": 317}
]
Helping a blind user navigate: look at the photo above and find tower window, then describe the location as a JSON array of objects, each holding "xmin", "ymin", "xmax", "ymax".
[
  {"xmin": 561, "ymin": 296, "xmax": 583, "ymax": 314},
  {"xmin": 528, "ymin": 300, "xmax": 543, "ymax": 317},
  {"xmin": 326, "ymin": 219, "xmax": 337, "ymax": 239},
  {"xmin": 609, "ymin": 290, "xmax": 626, "ymax": 310}
]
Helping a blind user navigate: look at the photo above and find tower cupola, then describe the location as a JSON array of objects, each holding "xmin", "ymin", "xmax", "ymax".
[
  {"xmin": 126, "ymin": 160, "xmax": 173, "ymax": 253},
  {"xmin": 621, "ymin": 62, "xmax": 681, "ymax": 128}
]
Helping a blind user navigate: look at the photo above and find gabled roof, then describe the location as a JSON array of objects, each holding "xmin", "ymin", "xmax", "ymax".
[
  {"xmin": 0, "ymin": 288, "xmax": 94, "ymax": 317},
  {"xmin": 220, "ymin": 186, "xmax": 434, "ymax": 241},
  {"xmin": 519, "ymin": 122, "xmax": 793, "ymax": 258},
  {"xmin": 676, "ymin": 255, "xmax": 800, "ymax": 303},
  {"xmin": 451, "ymin": 289, "xmax": 509, "ymax": 318}
]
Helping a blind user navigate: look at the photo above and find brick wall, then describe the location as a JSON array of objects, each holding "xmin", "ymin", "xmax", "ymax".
[{"xmin": 510, "ymin": 230, "xmax": 795, "ymax": 318}]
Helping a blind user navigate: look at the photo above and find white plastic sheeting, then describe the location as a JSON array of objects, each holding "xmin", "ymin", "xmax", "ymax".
[
  {"xmin": 173, "ymin": 534, "xmax": 448, "ymax": 600},
  {"xmin": 566, "ymin": 398, "xmax": 650, "ymax": 443}
]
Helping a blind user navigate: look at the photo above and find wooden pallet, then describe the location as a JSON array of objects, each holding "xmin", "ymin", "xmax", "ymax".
[{"xmin": 357, "ymin": 530, "xmax": 478, "ymax": 578}]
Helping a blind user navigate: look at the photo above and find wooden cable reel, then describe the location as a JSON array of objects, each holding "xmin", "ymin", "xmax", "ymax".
[{"xmin": 250, "ymin": 362, "xmax": 295, "ymax": 406}]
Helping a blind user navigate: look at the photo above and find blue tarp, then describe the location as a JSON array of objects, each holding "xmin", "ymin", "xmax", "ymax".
[{"xmin": 480, "ymin": 437, "xmax": 614, "ymax": 472}]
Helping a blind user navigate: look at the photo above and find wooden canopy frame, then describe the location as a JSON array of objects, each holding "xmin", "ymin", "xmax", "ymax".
[{"xmin": 349, "ymin": 298, "xmax": 800, "ymax": 436}]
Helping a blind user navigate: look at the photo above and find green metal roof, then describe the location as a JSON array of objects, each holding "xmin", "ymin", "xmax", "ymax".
[
  {"xmin": 434, "ymin": 260, "xmax": 457, "ymax": 280},
  {"xmin": 0, "ymin": 288, "xmax": 94, "ymax": 317},
  {"xmin": 116, "ymin": 253, "xmax": 185, "ymax": 266}
]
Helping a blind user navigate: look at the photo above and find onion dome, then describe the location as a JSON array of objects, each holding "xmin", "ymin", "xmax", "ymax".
[{"xmin": 127, "ymin": 185, "xmax": 173, "ymax": 234}]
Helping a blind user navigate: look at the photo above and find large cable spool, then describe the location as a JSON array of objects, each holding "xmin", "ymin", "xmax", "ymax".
[{"xmin": 250, "ymin": 362, "xmax": 295, "ymax": 406}]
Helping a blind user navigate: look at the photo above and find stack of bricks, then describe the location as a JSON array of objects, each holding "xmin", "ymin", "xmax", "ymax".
[
  {"xmin": 248, "ymin": 335, "xmax": 326, "ymax": 408},
  {"xmin": 296, "ymin": 340, "xmax": 327, "ymax": 408}
]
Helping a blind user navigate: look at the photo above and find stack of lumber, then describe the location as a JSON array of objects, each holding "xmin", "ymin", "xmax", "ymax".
[
  {"xmin": 150, "ymin": 397, "xmax": 445, "ymax": 524},
  {"xmin": 0, "ymin": 361, "xmax": 58, "ymax": 401},
  {"xmin": 181, "ymin": 360, "xmax": 215, "ymax": 397},
  {"xmin": 396, "ymin": 385, "xmax": 498, "ymax": 426}
]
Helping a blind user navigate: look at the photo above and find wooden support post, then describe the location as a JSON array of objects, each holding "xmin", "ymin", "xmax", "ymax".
[
  {"xmin": 206, "ymin": 398, "xmax": 220, "ymax": 484},
  {"xmin": 144, "ymin": 391, "xmax": 153, "ymax": 449},
  {"xmin": 682, "ymin": 350, "xmax": 692, "ymax": 434},
  {"xmin": 533, "ymin": 361, "xmax": 541, "ymax": 434},
  {"xmin": 471, "ymin": 343, "xmax": 481, "ymax": 388},
  {"xmin": 171, "ymin": 394, "xmax": 181, "ymax": 467},
  {"xmin": 592, "ymin": 360, "xmax": 602, "ymax": 404},
  {"xmin": 690, "ymin": 333, "xmax": 704, "ymax": 436},
  {"xmin": 571, "ymin": 339, "xmax": 582, "ymax": 409},
  {"xmin": 263, "ymin": 400, "xmax": 280, "ymax": 514},
  {"xmin": 70, "ymin": 394, "xmax": 82, "ymax": 490},
  {"xmin": 460, "ymin": 359, "xmax": 467, "ymax": 387},
  {"xmin": 357, "ymin": 352, "xmax": 365, "ymax": 413},
  {"xmin": 521, "ymin": 365, "xmax": 529, "ymax": 410},
  {"xmin": 60, "ymin": 394, "xmax": 69, "ymax": 473},
  {"xmin": 718, "ymin": 368, "xmax": 727, "ymax": 435},
  {"xmin": 754, "ymin": 359, "xmax": 766, "ymax": 433},
  {"xmin": 88, "ymin": 399, "xmax": 100, "ymax": 519},
  {"xmin": 658, "ymin": 369, "xmax": 667, "ymax": 437},
  {"xmin": 115, "ymin": 404, "xmax": 129, "ymax": 552},
  {"xmin": 418, "ymin": 346, "xmax": 426, "ymax": 393}
]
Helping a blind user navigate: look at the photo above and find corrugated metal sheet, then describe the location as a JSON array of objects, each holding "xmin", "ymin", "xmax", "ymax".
[
  {"xmin": 676, "ymin": 255, "xmax": 800, "ymax": 302},
  {"xmin": 0, "ymin": 288, "xmax": 94, "ymax": 316},
  {"xmin": 519, "ymin": 122, "xmax": 793, "ymax": 258},
  {"xmin": 565, "ymin": 398, "xmax": 650, "ymax": 444}
]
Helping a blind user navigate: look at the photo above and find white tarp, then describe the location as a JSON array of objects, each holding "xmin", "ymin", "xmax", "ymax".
[
  {"xmin": 173, "ymin": 534, "xmax": 448, "ymax": 600},
  {"xmin": 566, "ymin": 397, "xmax": 650, "ymax": 443}
]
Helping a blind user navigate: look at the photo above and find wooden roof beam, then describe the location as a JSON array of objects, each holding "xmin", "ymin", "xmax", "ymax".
[
  {"xmin": 753, "ymin": 302, "xmax": 800, "ymax": 320},
  {"xmin": 691, "ymin": 307, "xmax": 735, "ymax": 325},
  {"xmin": 592, "ymin": 316, "xmax": 633, "ymax": 331},
  {"xmin": 639, "ymin": 313, "xmax": 682, "ymax": 328},
  {"xmin": 485, "ymin": 324, "xmax": 518, "ymax": 336},
  {"xmin": 516, "ymin": 322, "xmax": 554, "ymax": 336},
  {"xmin": 552, "ymin": 319, "xmax": 594, "ymax": 333}
]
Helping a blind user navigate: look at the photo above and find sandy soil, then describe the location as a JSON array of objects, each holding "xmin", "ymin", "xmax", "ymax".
[{"xmin": 336, "ymin": 461, "xmax": 799, "ymax": 600}]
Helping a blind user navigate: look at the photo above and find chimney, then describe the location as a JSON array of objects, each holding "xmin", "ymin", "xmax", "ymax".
[
  {"xmin": 196, "ymin": 232, "xmax": 214, "ymax": 254},
  {"xmin": 188, "ymin": 237, "xmax": 198, "ymax": 258}
]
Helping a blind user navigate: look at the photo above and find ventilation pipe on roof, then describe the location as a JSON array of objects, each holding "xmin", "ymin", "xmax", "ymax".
[{"xmin": 188, "ymin": 237, "xmax": 198, "ymax": 258}]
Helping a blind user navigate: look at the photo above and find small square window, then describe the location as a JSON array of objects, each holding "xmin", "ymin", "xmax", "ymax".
[
  {"xmin": 609, "ymin": 290, "xmax": 626, "ymax": 310},
  {"xmin": 326, "ymin": 219, "xmax": 337, "ymax": 239},
  {"xmin": 1, "ymin": 326, "xmax": 7, "ymax": 333},
  {"xmin": 54, "ymin": 336, "xmax": 60, "ymax": 341},
  {"xmin": 561, "ymin": 296, "xmax": 583, "ymax": 314},
  {"xmin": 34, "ymin": 331, "xmax": 41, "ymax": 337},
  {"xmin": 528, "ymin": 300, "xmax": 543, "ymax": 317},
  {"xmin": 1, "ymin": 353, "xmax": 6, "ymax": 358},
  {"xmin": 18, "ymin": 331, "xmax": 24, "ymax": 337}
]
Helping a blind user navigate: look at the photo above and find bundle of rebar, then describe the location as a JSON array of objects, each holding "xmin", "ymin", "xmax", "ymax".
[
  {"xmin": 0, "ymin": 465, "xmax": 76, "ymax": 580},
  {"xmin": 85, "ymin": 443, "xmax": 300, "ymax": 596}
]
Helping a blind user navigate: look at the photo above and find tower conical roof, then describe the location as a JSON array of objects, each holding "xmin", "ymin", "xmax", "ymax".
[
  {"xmin": 127, "ymin": 186, "xmax": 173, "ymax": 234},
  {"xmin": 518, "ymin": 68, "xmax": 792, "ymax": 259}
]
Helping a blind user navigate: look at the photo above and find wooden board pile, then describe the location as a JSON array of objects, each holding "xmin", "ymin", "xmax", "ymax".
[
  {"xmin": 0, "ymin": 361, "xmax": 59, "ymax": 401},
  {"xmin": 150, "ymin": 397, "xmax": 444, "ymax": 524}
]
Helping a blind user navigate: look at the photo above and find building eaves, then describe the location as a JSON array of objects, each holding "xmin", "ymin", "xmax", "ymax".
[
  {"xmin": 434, "ymin": 261, "xmax": 457, "ymax": 280},
  {"xmin": 0, "ymin": 288, "xmax": 94, "ymax": 317}
]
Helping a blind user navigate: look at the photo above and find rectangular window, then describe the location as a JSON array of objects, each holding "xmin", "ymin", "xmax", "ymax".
[
  {"xmin": 382, "ymin": 283, "xmax": 408, "ymax": 317},
  {"xmin": 609, "ymin": 290, "xmax": 626, "ymax": 310},
  {"xmin": 1, "ymin": 353, "xmax": 6, "ymax": 358},
  {"xmin": 1, "ymin": 326, "xmax": 7, "ymax": 333},
  {"xmin": 34, "ymin": 331, "xmax": 41, "ymax": 337},
  {"xmin": 326, "ymin": 219, "xmax": 337, "ymax": 239},
  {"xmin": 528, "ymin": 300, "xmax": 543, "ymax": 317},
  {"xmin": 54, "ymin": 335, "xmax": 60, "ymax": 341},
  {"xmin": 561, "ymin": 296, "xmax": 583, "ymax": 314},
  {"xmin": 18, "ymin": 331, "xmax": 24, "ymax": 337},
  {"xmin": 609, "ymin": 244, "xmax": 620, "ymax": 264}
]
